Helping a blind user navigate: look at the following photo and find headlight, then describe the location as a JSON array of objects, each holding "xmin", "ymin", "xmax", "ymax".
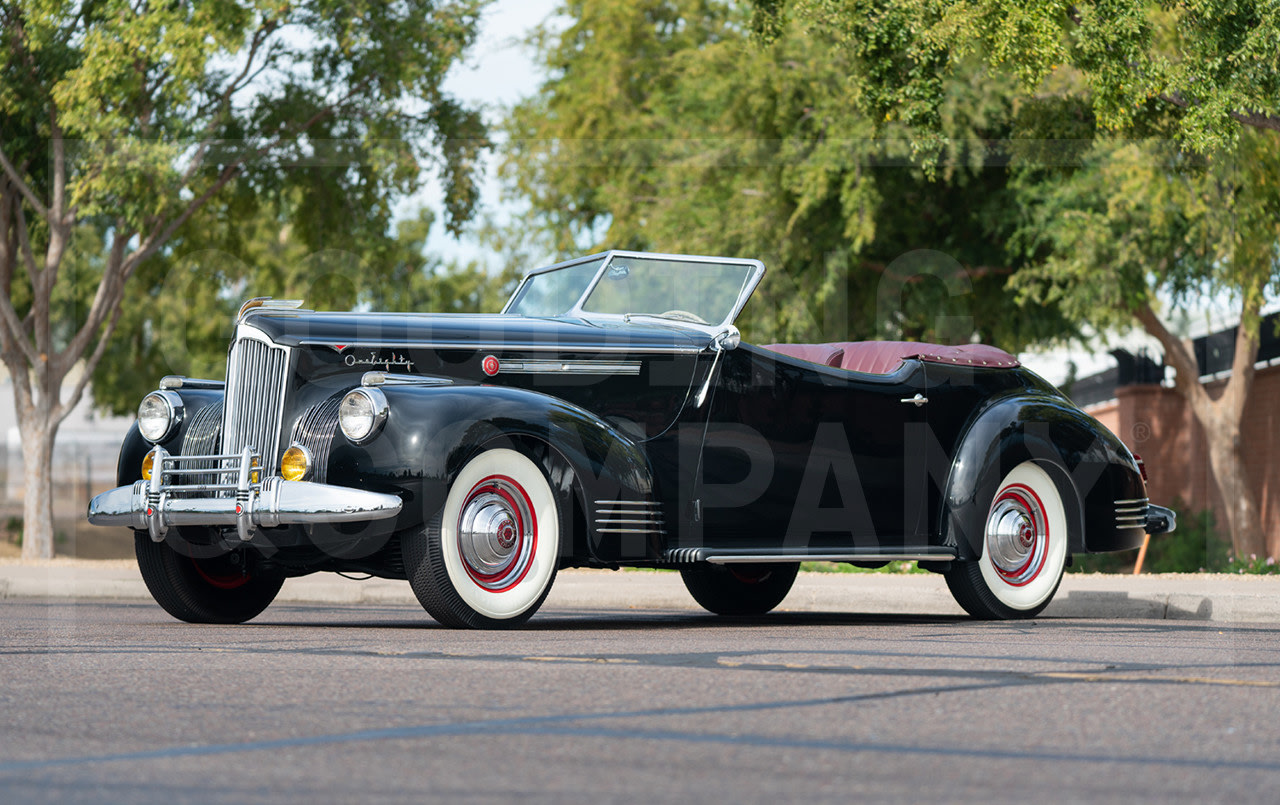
[
  {"xmin": 137, "ymin": 391, "xmax": 183, "ymax": 443},
  {"xmin": 338, "ymin": 388, "xmax": 388, "ymax": 444}
]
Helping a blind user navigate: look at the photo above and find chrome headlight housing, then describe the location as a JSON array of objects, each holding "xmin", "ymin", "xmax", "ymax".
[
  {"xmin": 338, "ymin": 388, "xmax": 388, "ymax": 444},
  {"xmin": 137, "ymin": 391, "xmax": 183, "ymax": 444}
]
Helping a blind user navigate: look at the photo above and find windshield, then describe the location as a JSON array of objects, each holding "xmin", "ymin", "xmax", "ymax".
[
  {"xmin": 505, "ymin": 257, "xmax": 604, "ymax": 317},
  {"xmin": 504, "ymin": 252, "xmax": 763, "ymax": 328}
]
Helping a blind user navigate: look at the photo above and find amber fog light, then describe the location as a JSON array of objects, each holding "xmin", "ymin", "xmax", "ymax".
[
  {"xmin": 281, "ymin": 445, "xmax": 311, "ymax": 481},
  {"xmin": 141, "ymin": 451, "xmax": 156, "ymax": 481}
]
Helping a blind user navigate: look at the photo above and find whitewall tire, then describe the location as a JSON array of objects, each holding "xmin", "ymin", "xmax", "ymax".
[
  {"xmin": 945, "ymin": 461, "xmax": 1069, "ymax": 619},
  {"xmin": 404, "ymin": 447, "xmax": 561, "ymax": 628}
]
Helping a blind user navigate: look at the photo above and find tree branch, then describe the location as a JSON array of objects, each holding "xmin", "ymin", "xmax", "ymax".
[
  {"xmin": 0, "ymin": 145, "xmax": 49, "ymax": 221},
  {"xmin": 1133, "ymin": 301, "xmax": 1213, "ymax": 414},
  {"xmin": 1158, "ymin": 92, "xmax": 1280, "ymax": 134},
  {"xmin": 1058, "ymin": 11, "xmax": 1280, "ymax": 134},
  {"xmin": 62, "ymin": 76, "xmax": 369, "ymax": 377},
  {"xmin": 12, "ymin": 202, "xmax": 40, "ymax": 278},
  {"xmin": 1222, "ymin": 288, "xmax": 1264, "ymax": 424},
  {"xmin": 0, "ymin": 209, "xmax": 40, "ymax": 368},
  {"xmin": 0, "ymin": 181, "xmax": 13, "ymax": 296},
  {"xmin": 54, "ymin": 222, "xmax": 132, "ymax": 381},
  {"xmin": 54, "ymin": 288, "xmax": 129, "ymax": 427}
]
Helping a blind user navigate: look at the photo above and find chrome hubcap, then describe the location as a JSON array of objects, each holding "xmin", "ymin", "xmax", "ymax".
[
  {"xmin": 457, "ymin": 476, "xmax": 536, "ymax": 591},
  {"xmin": 985, "ymin": 484, "xmax": 1048, "ymax": 586}
]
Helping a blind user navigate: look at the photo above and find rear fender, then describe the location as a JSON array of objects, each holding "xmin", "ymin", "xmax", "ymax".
[{"xmin": 940, "ymin": 394, "xmax": 1146, "ymax": 559}]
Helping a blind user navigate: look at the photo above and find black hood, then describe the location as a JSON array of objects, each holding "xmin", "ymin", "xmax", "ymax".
[{"xmin": 243, "ymin": 311, "xmax": 713, "ymax": 354}]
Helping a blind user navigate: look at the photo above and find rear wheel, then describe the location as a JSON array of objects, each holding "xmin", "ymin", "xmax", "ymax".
[
  {"xmin": 680, "ymin": 562, "xmax": 799, "ymax": 615},
  {"xmin": 403, "ymin": 447, "xmax": 562, "ymax": 628},
  {"xmin": 135, "ymin": 535, "xmax": 284, "ymax": 624},
  {"xmin": 945, "ymin": 461, "xmax": 1069, "ymax": 619}
]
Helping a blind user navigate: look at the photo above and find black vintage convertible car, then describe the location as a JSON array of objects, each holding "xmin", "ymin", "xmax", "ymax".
[{"xmin": 89, "ymin": 250, "xmax": 1174, "ymax": 626}]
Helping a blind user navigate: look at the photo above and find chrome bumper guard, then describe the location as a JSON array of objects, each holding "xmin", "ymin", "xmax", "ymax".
[
  {"xmin": 1144, "ymin": 504, "xmax": 1177, "ymax": 536},
  {"xmin": 86, "ymin": 446, "xmax": 403, "ymax": 543}
]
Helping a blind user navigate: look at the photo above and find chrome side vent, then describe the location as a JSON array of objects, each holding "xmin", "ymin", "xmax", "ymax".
[
  {"xmin": 288, "ymin": 395, "xmax": 343, "ymax": 484},
  {"xmin": 221, "ymin": 334, "xmax": 290, "ymax": 472},
  {"xmin": 594, "ymin": 500, "xmax": 665, "ymax": 535},
  {"xmin": 1115, "ymin": 497, "xmax": 1149, "ymax": 529}
]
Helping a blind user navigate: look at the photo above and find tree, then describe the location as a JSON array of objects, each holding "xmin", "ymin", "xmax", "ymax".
[
  {"xmin": 503, "ymin": 0, "xmax": 1072, "ymax": 348},
  {"xmin": 754, "ymin": 1, "xmax": 1280, "ymax": 150},
  {"xmin": 1009, "ymin": 131, "xmax": 1280, "ymax": 561},
  {"xmin": 0, "ymin": 0, "xmax": 488, "ymax": 558}
]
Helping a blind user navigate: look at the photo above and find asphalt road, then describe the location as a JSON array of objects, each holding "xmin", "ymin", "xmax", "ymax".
[{"xmin": 2, "ymin": 599, "xmax": 1279, "ymax": 804}]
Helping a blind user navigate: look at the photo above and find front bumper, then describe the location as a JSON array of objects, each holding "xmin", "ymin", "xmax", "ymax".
[{"xmin": 87, "ymin": 446, "xmax": 403, "ymax": 543}]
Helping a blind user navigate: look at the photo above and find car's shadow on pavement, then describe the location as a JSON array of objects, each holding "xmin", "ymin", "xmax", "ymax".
[{"xmin": 250, "ymin": 605, "xmax": 973, "ymax": 630}]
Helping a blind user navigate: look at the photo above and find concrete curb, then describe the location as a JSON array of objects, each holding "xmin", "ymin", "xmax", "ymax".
[{"xmin": 2, "ymin": 561, "xmax": 1279, "ymax": 623}]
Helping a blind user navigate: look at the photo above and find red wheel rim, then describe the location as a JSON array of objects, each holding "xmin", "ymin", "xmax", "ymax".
[
  {"xmin": 985, "ymin": 483, "xmax": 1049, "ymax": 587},
  {"xmin": 456, "ymin": 474, "xmax": 537, "ymax": 593},
  {"xmin": 191, "ymin": 557, "xmax": 251, "ymax": 590}
]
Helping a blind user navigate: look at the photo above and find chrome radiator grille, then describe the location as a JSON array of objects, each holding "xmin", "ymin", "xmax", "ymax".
[{"xmin": 221, "ymin": 335, "xmax": 290, "ymax": 471}]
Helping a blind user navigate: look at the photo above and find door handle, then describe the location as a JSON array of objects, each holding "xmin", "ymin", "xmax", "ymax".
[{"xmin": 900, "ymin": 393, "xmax": 928, "ymax": 407}]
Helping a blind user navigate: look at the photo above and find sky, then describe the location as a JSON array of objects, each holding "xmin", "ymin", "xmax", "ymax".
[{"xmin": 412, "ymin": 0, "xmax": 563, "ymax": 268}]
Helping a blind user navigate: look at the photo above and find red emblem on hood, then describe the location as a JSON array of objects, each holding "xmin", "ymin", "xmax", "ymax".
[{"xmin": 482, "ymin": 355, "xmax": 500, "ymax": 376}]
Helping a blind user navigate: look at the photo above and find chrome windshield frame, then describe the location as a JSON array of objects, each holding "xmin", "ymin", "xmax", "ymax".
[{"xmin": 501, "ymin": 250, "xmax": 766, "ymax": 331}]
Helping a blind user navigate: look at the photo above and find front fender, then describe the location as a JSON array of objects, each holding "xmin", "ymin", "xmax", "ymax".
[
  {"xmin": 326, "ymin": 384, "xmax": 657, "ymax": 562},
  {"xmin": 939, "ymin": 393, "xmax": 1146, "ymax": 559},
  {"xmin": 115, "ymin": 388, "xmax": 226, "ymax": 486}
]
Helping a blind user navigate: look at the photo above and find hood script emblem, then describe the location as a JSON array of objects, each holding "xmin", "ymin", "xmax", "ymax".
[{"xmin": 344, "ymin": 350, "xmax": 414, "ymax": 371}]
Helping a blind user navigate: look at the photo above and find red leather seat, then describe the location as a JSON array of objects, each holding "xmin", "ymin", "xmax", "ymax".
[
  {"xmin": 762, "ymin": 343, "xmax": 845, "ymax": 368},
  {"xmin": 765, "ymin": 341, "xmax": 1018, "ymax": 375}
]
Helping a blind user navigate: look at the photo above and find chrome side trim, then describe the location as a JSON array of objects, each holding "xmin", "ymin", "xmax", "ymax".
[
  {"xmin": 361, "ymin": 372, "xmax": 453, "ymax": 387},
  {"xmin": 659, "ymin": 546, "xmax": 957, "ymax": 564},
  {"xmin": 296, "ymin": 339, "xmax": 706, "ymax": 355},
  {"xmin": 708, "ymin": 553, "xmax": 953, "ymax": 564},
  {"xmin": 497, "ymin": 359, "xmax": 642, "ymax": 375}
]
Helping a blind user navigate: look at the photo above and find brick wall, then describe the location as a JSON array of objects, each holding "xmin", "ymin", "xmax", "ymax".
[{"xmin": 1085, "ymin": 363, "xmax": 1280, "ymax": 545}]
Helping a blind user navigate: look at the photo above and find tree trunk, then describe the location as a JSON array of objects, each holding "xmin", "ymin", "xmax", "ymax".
[
  {"xmin": 1200, "ymin": 405, "xmax": 1267, "ymax": 560},
  {"xmin": 1136, "ymin": 302, "xmax": 1266, "ymax": 559},
  {"xmin": 18, "ymin": 419, "xmax": 56, "ymax": 560}
]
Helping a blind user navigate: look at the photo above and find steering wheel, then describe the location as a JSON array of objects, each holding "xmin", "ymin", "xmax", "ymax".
[{"xmin": 659, "ymin": 309, "xmax": 709, "ymax": 324}]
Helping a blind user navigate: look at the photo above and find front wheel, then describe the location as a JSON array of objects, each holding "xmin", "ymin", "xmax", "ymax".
[
  {"xmin": 403, "ymin": 447, "xmax": 562, "ymax": 628},
  {"xmin": 945, "ymin": 461, "xmax": 1070, "ymax": 619},
  {"xmin": 135, "ymin": 535, "xmax": 284, "ymax": 624},
  {"xmin": 680, "ymin": 562, "xmax": 799, "ymax": 615}
]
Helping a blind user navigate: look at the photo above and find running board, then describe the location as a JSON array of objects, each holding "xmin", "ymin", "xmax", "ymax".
[{"xmin": 661, "ymin": 547, "xmax": 956, "ymax": 564}]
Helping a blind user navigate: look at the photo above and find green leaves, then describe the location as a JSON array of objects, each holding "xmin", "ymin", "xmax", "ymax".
[
  {"xmin": 502, "ymin": 0, "xmax": 1071, "ymax": 349},
  {"xmin": 767, "ymin": 1, "xmax": 1280, "ymax": 150},
  {"xmin": 0, "ymin": 0, "xmax": 492, "ymax": 416}
]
